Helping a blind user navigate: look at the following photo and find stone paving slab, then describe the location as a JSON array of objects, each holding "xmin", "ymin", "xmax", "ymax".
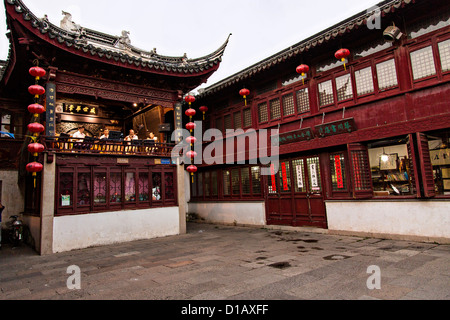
[{"xmin": 0, "ymin": 222, "xmax": 449, "ymax": 301}]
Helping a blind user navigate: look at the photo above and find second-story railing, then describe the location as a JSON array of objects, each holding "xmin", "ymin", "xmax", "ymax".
[{"xmin": 42, "ymin": 136, "xmax": 175, "ymax": 157}]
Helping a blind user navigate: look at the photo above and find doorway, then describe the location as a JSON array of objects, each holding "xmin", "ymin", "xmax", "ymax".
[{"xmin": 266, "ymin": 156, "xmax": 328, "ymax": 228}]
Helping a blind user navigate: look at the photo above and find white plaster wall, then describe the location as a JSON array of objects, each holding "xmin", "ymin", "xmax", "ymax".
[
  {"xmin": 326, "ymin": 200, "xmax": 450, "ymax": 240},
  {"xmin": 0, "ymin": 171, "xmax": 24, "ymax": 224},
  {"xmin": 189, "ymin": 202, "xmax": 266, "ymax": 226},
  {"xmin": 53, "ymin": 207, "xmax": 179, "ymax": 253}
]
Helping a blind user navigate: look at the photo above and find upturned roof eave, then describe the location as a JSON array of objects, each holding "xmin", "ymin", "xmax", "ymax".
[{"xmin": 3, "ymin": 0, "xmax": 229, "ymax": 77}]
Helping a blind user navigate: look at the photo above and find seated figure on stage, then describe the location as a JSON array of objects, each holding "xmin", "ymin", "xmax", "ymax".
[{"xmin": 124, "ymin": 129, "xmax": 138, "ymax": 141}]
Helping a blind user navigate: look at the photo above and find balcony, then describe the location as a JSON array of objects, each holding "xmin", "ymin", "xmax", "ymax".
[{"xmin": 41, "ymin": 136, "xmax": 175, "ymax": 157}]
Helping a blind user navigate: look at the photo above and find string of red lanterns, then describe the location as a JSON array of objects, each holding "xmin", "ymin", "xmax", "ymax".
[
  {"xmin": 184, "ymin": 94, "xmax": 199, "ymax": 184},
  {"xmin": 26, "ymin": 62, "xmax": 46, "ymax": 188}
]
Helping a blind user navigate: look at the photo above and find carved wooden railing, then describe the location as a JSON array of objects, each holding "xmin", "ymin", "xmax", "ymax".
[{"xmin": 41, "ymin": 136, "xmax": 175, "ymax": 157}]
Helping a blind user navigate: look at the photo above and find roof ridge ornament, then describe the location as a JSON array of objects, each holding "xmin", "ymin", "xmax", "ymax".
[{"xmin": 60, "ymin": 10, "xmax": 81, "ymax": 33}]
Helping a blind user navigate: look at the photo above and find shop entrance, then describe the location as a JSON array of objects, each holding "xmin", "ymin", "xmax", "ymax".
[{"xmin": 266, "ymin": 156, "xmax": 327, "ymax": 228}]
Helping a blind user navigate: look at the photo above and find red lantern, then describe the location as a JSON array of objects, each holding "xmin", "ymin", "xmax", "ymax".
[
  {"xmin": 186, "ymin": 136, "xmax": 197, "ymax": 146},
  {"xmin": 28, "ymin": 85, "xmax": 45, "ymax": 97},
  {"xmin": 28, "ymin": 123, "xmax": 45, "ymax": 133},
  {"xmin": 26, "ymin": 162, "xmax": 43, "ymax": 173},
  {"xmin": 185, "ymin": 108, "xmax": 196, "ymax": 121},
  {"xmin": 296, "ymin": 64, "xmax": 310, "ymax": 85},
  {"xmin": 28, "ymin": 143, "xmax": 45, "ymax": 155},
  {"xmin": 199, "ymin": 106, "xmax": 208, "ymax": 120},
  {"xmin": 29, "ymin": 66, "xmax": 46, "ymax": 79},
  {"xmin": 186, "ymin": 122, "xmax": 196, "ymax": 132},
  {"xmin": 187, "ymin": 165, "xmax": 198, "ymax": 183},
  {"xmin": 335, "ymin": 49, "xmax": 350, "ymax": 70},
  {"xmin": 28, "ymin": 103, "xmax": 45, "ymax": 117},
  {"xmin": 239, "ymin": 88, "xmax": 250, "ymax": 106},
  {"xmin": 186, "ymin": 150, "xmax": 197, "ymax": 160},
  {"xmin": 185, "ymin": 95, "xmax": 196, "ymax": 105}
]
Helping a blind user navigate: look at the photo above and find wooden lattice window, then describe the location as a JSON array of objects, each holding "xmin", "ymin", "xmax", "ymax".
[
  {"xmin": 296, "ymin": 88, "xmax": 310, "ymax": 113},
  {"xmin": 270, "ymin": 98, "xmax": 281, "ymax": 120},
  {"xmin": 354, "ymin": 66, "xmax": 375, "ymax": 96},
  {"xmin": 318, "ymin": 80, "xmax": 334, "ymax": 106},
  {"xmin": 336, "ymin": 74, "xmax": 353, "ymax": 101},
  {"xmin": 282, "ymin": 93, "xmax": 295, "ymax": 117},
  {"xmin": 233, "ymin": 112, "xmax": 242, "ymax": 130},
  {"xmin": 258, "ymin": 102, "xmax": 268, "ymax": 123},
  {"xmin": 410, "ymin": 46, "xmax": 437, "ymax": 80},
  {"xmin": 348, "ymin": 144, "xmax": 373, "ymax": 198},
  {"xmin": 243, "ymin": 108, "xmax": 252, "ymax": 128},
  {"xmin": 438, "ymin": 39, "xmax": 450, "ymax": 72},
  {"xmin": 376, "ymin": 59, "xmax": 398, "ymax": 90}
]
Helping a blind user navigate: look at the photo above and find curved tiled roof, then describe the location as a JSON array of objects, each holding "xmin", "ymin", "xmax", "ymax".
[
  {"xmin": 199, "ymin": 0, "xmax": 415, "ymax": 96},
  {"xmin": 4, "ymin": 0, "xmax": 230, "ymax": 76}
]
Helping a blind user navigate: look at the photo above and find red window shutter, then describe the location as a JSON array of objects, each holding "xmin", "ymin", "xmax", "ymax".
[
  {"xmin": 416, "ymin": 133, "xmax": 436, "ymax": 198},
  {"xmin": 406, "ymin": 134, "xmax": 421, "ymax": 198},
  {"xmin": 347, "ymin": 143, "xmax": 373, "ymax": 199}
]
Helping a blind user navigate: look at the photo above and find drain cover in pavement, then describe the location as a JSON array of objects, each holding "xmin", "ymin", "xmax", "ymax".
[
  {"xmin": 269, "ymin": 262, "xmax": 291, "ymax": 269},
  {"xmin": 323, "ymin": 255, "xmax": 351, "ymax": 261}
]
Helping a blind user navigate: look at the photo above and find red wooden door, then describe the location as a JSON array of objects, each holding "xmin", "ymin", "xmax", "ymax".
[{"xmin": 266, "ymin": 156, "xmax": 327, "ymax": 228}]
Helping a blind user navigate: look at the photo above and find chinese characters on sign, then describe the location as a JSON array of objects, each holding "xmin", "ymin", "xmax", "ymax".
[
  {"xmin": 281, "ymin": 162, "xmax": 289, "ymax": 191},
  {"xmin": 46, "ymin": 83, "xmax": 56, "ymax": 136},
  {"xmin": 271, "ymin": 118, "xmax": 357, "ymax": 146},
  {"xmin": 175, "ymin": 102, "xmax": 183, "ymax": 143},
  {"xmin": 63, "ymin": 103, "xmax": 98, "ymax": 116},
  {"xmin": 271, "ymin": 128, "xmax": 313, "ymax": 146},
  {"xmin": 270, "ymin": 164, "xmax": 277, "ymax": 192},
  {"xmin": 309, "ymin": 163, "xmax": 319, "ymax": 191},
  {"xmin": 296, "ymin": 165, "xmax": 304, "ymax": 189},
  {"xmin": 315, "ymin": 118, "xmax": 356, "ymax": 138},
  {"xmin": 334, "ymin": 155, "xmax": 344, "ymax": 189}
]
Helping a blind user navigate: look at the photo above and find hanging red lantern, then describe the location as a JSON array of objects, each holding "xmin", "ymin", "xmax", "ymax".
[
  {"xmin": 29, "ymin": 66, "xmax": 46, "ymax": 79},
  {"xmin": 28, "ymin": 103, "xmax": 45, "ymax": 119},
  {"xmin": 187, "ymin": 165, "xmax": 198, "ymax": 183},
  {"xmin": 185, "ymin": 95, "xmax": 196, "ymax": 105},
  {"xmin": 186, "ymin": 150, "xmax": 197, "ymax": 160},
  {"xmin": 26, "ymin": 162, "xmax": 43, "ymax": 173},
  {"xmin": 335, "ymin": 49, "xmax": 351, "ymax": 70},
  {"xmin": 296, "ymin": 64, "xmax": 310, "ymax": 85},
  {"xmin": 26, "ymin": 162, "xmax": 43, "ymax": 188},
  {"xmin": 28, "ymin": 122, "xmax": 45, "ymax": 134},
  {"xmin": 186, "ymin": 136, "xmax": 197, "ymax": 146},
  {"xmin": 239, "ymin": 88, "xmax": 250, "ymax": 106},
  {"xmin": 28, "ymin": 85, "xmax": 46, "ymax": 97},
  {"xmin": 185, "ymin": 108, "xmax": 196, "ymax": 121},
  {"xmin": 186, "ymin": 122, "xmax": 196, "ymax": 132},
  {"xmin": 199, "ymin": 106, "xmax": 208, "ymax": 120},
  {"xmin": 28, "ymin": 143, "xmax": 45, "ymax": 155}
]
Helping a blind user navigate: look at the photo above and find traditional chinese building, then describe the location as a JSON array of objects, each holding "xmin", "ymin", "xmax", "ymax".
[
  {"xmin": 191, "ymin": 0, "xmax": 450, "ymax": 243},
  {"xmin": 0, "ymin": 0, "xmax": 229, "ymax": 253}
]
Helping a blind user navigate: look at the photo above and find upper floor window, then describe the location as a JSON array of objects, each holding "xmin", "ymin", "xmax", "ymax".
[
  {"xmin": 376, "ymin": 59, "xmax": 398, "ymax": 91},
  {"xmin": 318, "ymin": 80, "xmax": 334, "ymax": 107},
  {"xmin": 336, "ymin": 74, "xmax": 353, "ymax": 102},
  {"xmin": 438, "ymin": 39, "xmax": 450, "ymax": 72},
  {"xmin": 354, "ymin": 66, "xmax": 375, "ymax": 96},
  {"xmin": 410, "ymin": 46, "xmax": 436, "ymax": 80},
  {"xmin": 296, "ymin": 88, "xmax": 310, "ymax": 113}
]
